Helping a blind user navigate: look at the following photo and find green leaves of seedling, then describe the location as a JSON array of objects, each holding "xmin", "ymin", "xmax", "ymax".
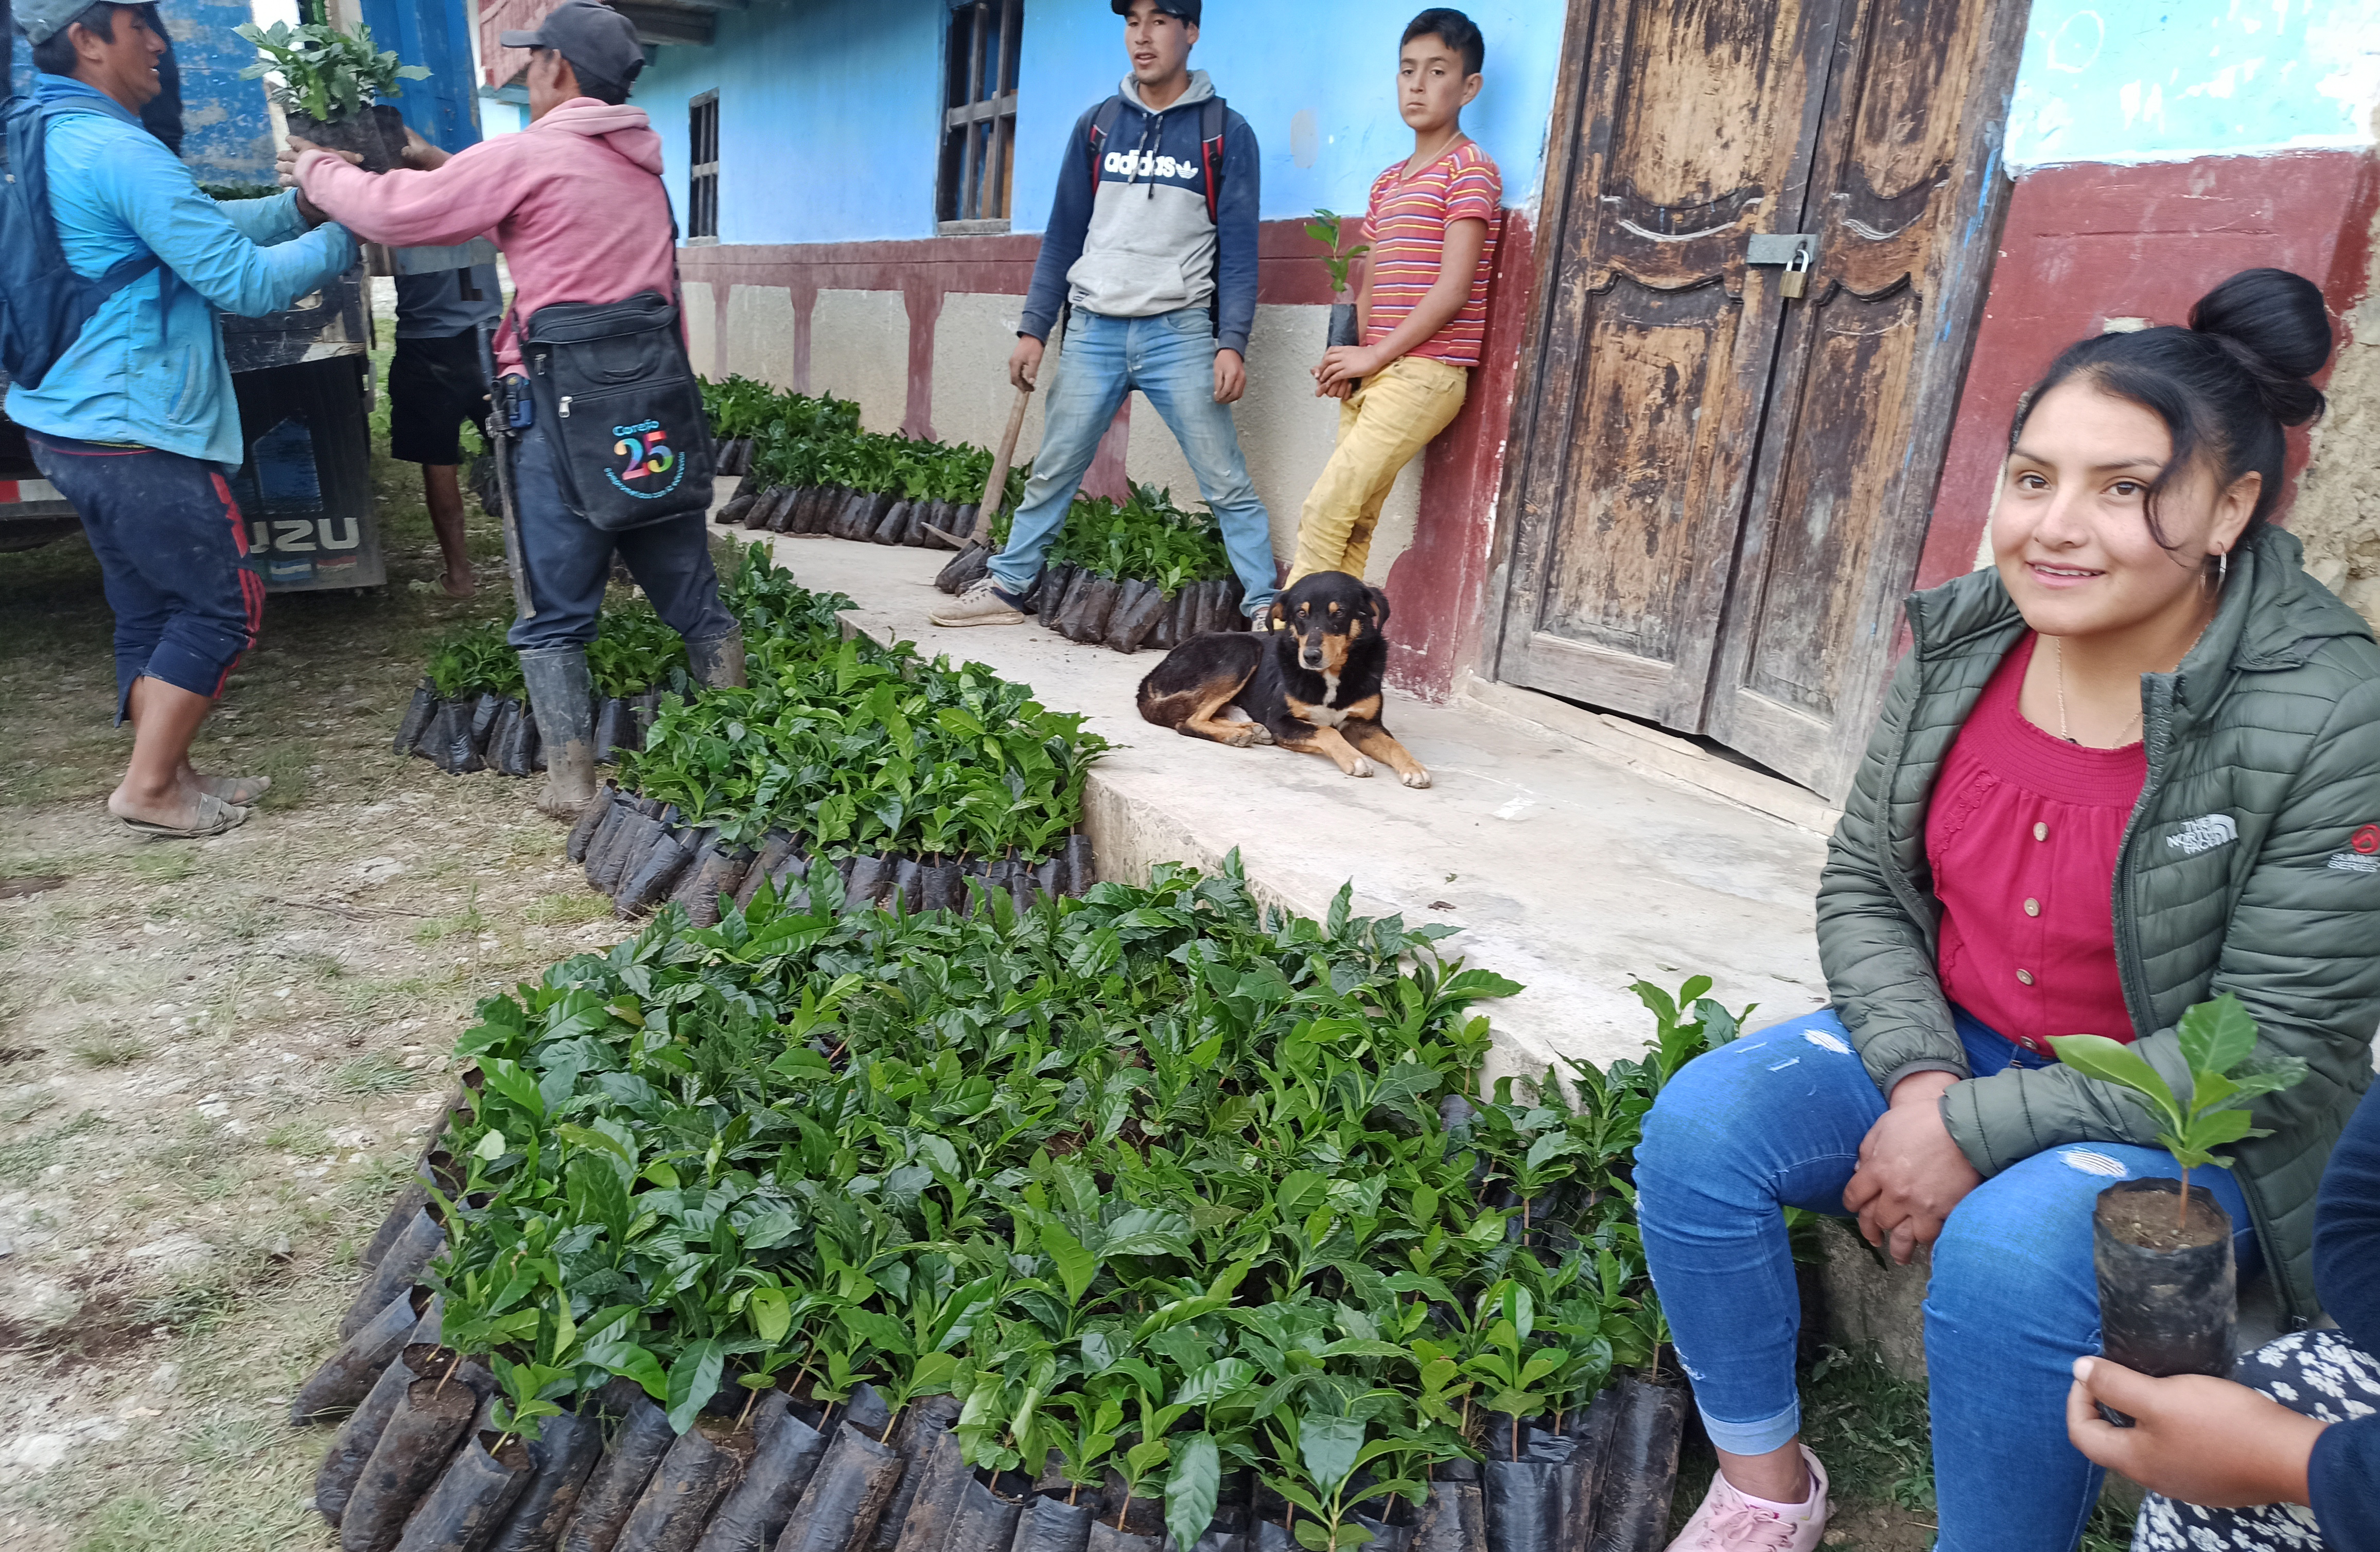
[
  {"xmin": 236, "ymin": 20, "xmax": 430, "ymax": 123},
  {"xmin": 2050, "ymin": 994, "xmax": 2307, "ymax": 1227},
  {"xmin": 1165, "ymin": 1432, "xmax": 1223, "ymax": 1552},
  {"xmin": 2048, "ymin": 994, "xmax": 2306, "ymax": 1175}
]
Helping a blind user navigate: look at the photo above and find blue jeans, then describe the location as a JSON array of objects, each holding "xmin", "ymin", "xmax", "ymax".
[
  {"xmin": 504, "ymin": 417, "xmax": 736, "ymax": 653},
  {"xmin": 990, "ymin": 308, "xmax": 1277, "ymax": 617},
  {"xmin": 30, "ymin": 432, "xmax": 262, "ymax": 721},
  {"xmin": 1636, "ymin": 1007, "xmax": 2261, "ymax": 1552}
]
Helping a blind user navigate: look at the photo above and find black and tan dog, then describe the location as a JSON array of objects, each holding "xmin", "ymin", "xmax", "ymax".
[{"xmin": 1134, "ymin": 571, "xmax": 1430, "ymax": 787}]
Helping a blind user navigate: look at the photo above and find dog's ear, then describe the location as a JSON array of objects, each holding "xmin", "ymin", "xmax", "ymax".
[
  {"xmin": 1268, "ymin": 598, "xmax": 1288, "ymax": 631},
  {"xmin": 1366, "ymin": 585, "xmax": 1393, "ymax": 629}
]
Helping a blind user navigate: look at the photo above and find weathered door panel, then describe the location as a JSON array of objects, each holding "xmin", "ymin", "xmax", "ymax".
[
  {"xmin": 1493, "ymin": 0, "xmax": 2020, "ymax": 798},
  {"xmin": 1497, "ymin": 0, "xmax": 1844, "ymax": 724},
  {"xmin": 1701, "ymin": 0, "xmax": 2023, "ymax": 794}
]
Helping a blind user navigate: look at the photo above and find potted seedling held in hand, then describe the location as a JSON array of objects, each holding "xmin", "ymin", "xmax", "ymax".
[
  {"xmin": 1307, "ymin": 209, "xmax": 1371, "ymax": 350},
  {"xmin": 237, "ymin": 19, "xmax": 429, "ymax": 172},
  {"xmin": 2049, "ymin": 994, "xmax": 2307, "ymax": 1416}
]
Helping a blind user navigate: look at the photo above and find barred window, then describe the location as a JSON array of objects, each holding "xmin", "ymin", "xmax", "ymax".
[
  {"xmin": 689, "ymin": 91, "xmax": 719, "ymax": 242},
  {"xmin": 936, "ymin": 0, "xmax": 1022, "ymax": 233}
]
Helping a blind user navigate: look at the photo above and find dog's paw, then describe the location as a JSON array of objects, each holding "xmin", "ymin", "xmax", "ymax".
[
  {"xmin": 1247, "ymin": 725, "xmax": 1275, "ymax": 746},
  {"xmin": 1401, "ymin": 768, "xmax": 1432, "ymax": 790},
  {"xmin": 1223, "ymin": 726, "xmax": 1262, "ymax": 748},
  {"xmin": 1345, "ymin": 755, "xmax": 1376, "ymax": 779}
]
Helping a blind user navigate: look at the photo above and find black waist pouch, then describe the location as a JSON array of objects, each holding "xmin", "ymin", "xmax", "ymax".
[{"xmin": 520, "ymin": 290, "xmax": 714, "ymax": 531}]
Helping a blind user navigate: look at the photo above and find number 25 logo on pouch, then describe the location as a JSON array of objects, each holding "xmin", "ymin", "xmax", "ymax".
[{"xmin": 605, "ymin": 418, "xmax": 686, "ymax": 500}]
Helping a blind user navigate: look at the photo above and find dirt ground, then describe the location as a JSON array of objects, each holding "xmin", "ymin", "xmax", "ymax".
[{"xmin": 0, "ymin": 354, "xmax": 643, "ymax": 1549}]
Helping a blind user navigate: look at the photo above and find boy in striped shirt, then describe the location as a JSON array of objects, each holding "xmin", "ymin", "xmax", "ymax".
[{"xmin": 1290, "ymin": 8, "xmax": 1499, "ymax": 587}]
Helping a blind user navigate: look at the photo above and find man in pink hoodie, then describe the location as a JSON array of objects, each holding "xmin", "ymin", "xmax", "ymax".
[{"xmin": 285, "ymin": 0, "xmax": 741, "ymax": 821}]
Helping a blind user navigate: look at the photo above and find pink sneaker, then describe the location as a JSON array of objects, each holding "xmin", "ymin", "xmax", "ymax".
[{"xmin": 1662, "ymin": 1449, "xmax": 1829, "ymax": 1551}]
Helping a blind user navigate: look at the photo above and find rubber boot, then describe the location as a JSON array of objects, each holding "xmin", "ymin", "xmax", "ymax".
[
  {"xmin": 688, "ymin": 629, "xmax": 747, "ymax": 689},
  {"xmin": 519, "ymin": 646, "xmax": 597, "ymax": 821}
]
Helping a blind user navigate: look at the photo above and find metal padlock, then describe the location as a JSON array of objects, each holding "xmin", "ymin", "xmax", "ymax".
[{"xmin": 1779, "ymin": 244, "xmax": 1811, "ymax": 299}]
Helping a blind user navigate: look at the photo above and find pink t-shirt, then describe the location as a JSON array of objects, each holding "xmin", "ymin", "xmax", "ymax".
[
  {"xmin": 1361, "ymin": 140, "xmax": 1501, "ymax": 368},
  {"xmin": 1926, "ymin": 636, "xmax": 2147, "ymax": 1055}
]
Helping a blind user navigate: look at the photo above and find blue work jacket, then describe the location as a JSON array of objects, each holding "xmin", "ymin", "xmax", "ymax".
[{"xmin": 4, "ymin": 74, "xmax": 356, "ymax": 469}]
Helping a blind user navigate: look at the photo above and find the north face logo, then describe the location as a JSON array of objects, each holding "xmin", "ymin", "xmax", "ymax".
[{"xmin": 2167, "ymin": 814, "xmax": 2238, "ymax": 856}]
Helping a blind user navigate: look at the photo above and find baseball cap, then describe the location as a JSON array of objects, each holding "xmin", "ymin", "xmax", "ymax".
[
  {"xmin": 15, "ymin": 0, "xmax": 121, "ymax": 46},
  {"xmin": 1110, "ymin": 0, "xmax": 1200, "ymax": 21},
  {"xmin": 500, "ymin": 0, "xmax": 644, "ymax": 95}
]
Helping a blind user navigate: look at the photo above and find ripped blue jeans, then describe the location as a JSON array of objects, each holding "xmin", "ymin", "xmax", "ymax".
[{"xmin": 1635, "ymin": 1007, "xmax": 2260, "ymax": 1552}]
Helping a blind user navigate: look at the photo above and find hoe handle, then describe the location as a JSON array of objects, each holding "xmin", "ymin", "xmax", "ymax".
[{"xmin": 972, "ymin": 382, "xmax": 1032, "ymax": 546}]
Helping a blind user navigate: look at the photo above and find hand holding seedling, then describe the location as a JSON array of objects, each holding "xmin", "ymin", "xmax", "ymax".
[
  {"xmin": 2065, "ymin": 1356, "xmax": 2323, "ymax": 1507},
  {"xmin": 2050, "ymin": 994, "xmax": 2308, "ymax": 1230}
]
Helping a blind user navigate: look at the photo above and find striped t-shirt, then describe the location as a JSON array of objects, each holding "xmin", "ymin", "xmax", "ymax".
[{"xmin": 1361, "ymin": 140, "xmax": 1502, "ymax": 368}]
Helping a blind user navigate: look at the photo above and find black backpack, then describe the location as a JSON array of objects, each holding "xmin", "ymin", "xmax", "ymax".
[
  {"xmin": 0, "ymin": 92, "xmax": 162, "ymax": 391},
  {"xmin": 1086, "ymin": 93, "xmax": 1228, "ymax": 222}
]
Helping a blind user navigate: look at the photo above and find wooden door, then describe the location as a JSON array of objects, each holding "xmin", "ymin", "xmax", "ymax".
[{"xmin": 1491, "ymin": 0, "xmax": 2023, "ymax": 798}]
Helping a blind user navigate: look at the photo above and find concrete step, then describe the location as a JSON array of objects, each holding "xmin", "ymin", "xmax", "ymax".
[{"xmin": 757, "ymin": 533, "xmax": 1833, "ymax": 1079}]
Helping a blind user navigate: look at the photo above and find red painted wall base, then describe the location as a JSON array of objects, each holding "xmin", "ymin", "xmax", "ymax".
[
  {"xmin": 1922, "ymin": 150, "xmax": 2379, "ymax": 592},
  {"xmin": 678, "ymin": 215, "xmax": 1540, "ymax": 700}
]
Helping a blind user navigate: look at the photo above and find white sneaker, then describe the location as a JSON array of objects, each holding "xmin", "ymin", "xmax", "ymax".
[
  {"xmin": 1663, "ymin": 1450, "xmax": 1829, "ymax": 1551},
  {"xmin": 930, "ymin": 578, "xmax": 1025, "ymax": 627}
]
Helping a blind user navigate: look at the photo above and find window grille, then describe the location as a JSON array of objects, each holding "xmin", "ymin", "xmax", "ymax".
[
  {"xmin": 689, "ymin": 91, "xmax": 719, "ymax": 241},
  {"xmin": 936, "ymin": 0, "xmax": 1022, "ymax": 233}
]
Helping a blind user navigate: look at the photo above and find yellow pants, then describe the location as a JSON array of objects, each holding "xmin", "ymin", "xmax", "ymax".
[{"xmin": 1287, "ymin": 353, "xmax": 1468, "ymax": 586}]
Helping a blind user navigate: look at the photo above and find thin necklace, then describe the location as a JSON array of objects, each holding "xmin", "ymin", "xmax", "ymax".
[{"xmin": 2053, "ymin": 637, "xmax": 2143, "ymax": 748}]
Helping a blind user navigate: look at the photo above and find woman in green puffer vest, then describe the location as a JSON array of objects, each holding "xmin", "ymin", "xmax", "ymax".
[{"xmin": 1636, "ymin": 269, "xmax": 2380, "ymax": 1552}]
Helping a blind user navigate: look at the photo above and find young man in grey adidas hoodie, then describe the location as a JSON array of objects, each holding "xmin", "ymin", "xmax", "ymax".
[{"xmin": 932, "ymin": 0, "xmax": 1276, "ymax": 628}]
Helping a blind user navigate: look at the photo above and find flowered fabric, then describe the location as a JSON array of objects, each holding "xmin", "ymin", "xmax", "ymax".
[{"xmin": 2136, "ymin": 1329, "xmax": 2380, "ymax": 1549}]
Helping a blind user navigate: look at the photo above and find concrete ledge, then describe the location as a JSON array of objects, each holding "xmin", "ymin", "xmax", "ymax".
[{"xmin": 759, "ymin": 535, "xmax": 1832, "ymax": 1079}]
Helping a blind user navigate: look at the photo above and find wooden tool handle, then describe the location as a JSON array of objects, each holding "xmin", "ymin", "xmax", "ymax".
[{"xmin": 972, "ymin": 384, "xmax": 1034, "ymax": 544}]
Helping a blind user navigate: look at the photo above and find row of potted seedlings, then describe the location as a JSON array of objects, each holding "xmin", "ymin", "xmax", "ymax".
[
  {"xmin": 393, "ymin": 612, "xmax": 689, "ymax": 777},
  {"xmin": 702, "ymin": 376, "xmax": 1247, "ymax": 658},
  {"xmin": 927, "ymin": 483, "xmax": 1247, "ymax": 654},
  {"xmin": 566, "ymin": 787, "xmax": 1100, "ymax": 925},
  {"xmin": 719, "ymin": 482, "xmax": 985, "ymax": 553},
  {"xmin": 933, "ymin": 545, "xmax": 1246, "ymax": 656},
  {"xmin": 704, "ymin": 378, "xmax": 1021, "ymax": 556},
  {"xmin": 291, "ymin": 864, "xmax": 1722, "ymax": 1552},
  {"xmin": 574, "ymin": 551, "xmax": 1110, "ymax": 922}
]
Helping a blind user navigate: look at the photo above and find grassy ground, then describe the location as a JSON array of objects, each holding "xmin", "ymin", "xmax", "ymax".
[
  {"xmin": 0, "ymin": 342, "xmax": 636, "ymax": 1550},
  {"xmin": 1668, "ymin": 1340, "xmax": 2139, "ymax": 1549}
]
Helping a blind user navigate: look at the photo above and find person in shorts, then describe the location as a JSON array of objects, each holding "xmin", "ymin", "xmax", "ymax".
[
  {"xmin": 8, "ymin": 0, "xmax": 354, "ymax": 839},
  {"xmin": 388, "ymin": 256, "xmax": 500, "ymax": 597}
]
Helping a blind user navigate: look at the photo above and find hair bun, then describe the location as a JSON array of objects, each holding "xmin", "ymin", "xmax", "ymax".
[{"xmin": 2189, "ymin": 268, "xmax": 2331, "ymax": 427}]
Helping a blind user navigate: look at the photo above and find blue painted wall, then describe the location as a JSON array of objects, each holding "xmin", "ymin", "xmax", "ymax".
[
  {"xmin": 2006, "ymin": 0, "xmax": 2380, "ymax": 168},
  {"xmin": 634, "ymin": 0, "xmax": 1564, "ymax": 248},
  {"xmin": 1007, "ymin": 0, "xmax": 1561, "ymax": 231},
  {"xmin": 638, "ymin": 0, "xmax": 952, "ymax": 246}
]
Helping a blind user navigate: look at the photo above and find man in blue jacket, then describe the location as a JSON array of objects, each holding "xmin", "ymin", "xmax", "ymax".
[
  {"xmin": 932, "ymin": 0, "xmax": 1276, "ymax": 629},
  {"xmin": 6, "ymin": 0, "xmax": 355, "ymax": 839}
]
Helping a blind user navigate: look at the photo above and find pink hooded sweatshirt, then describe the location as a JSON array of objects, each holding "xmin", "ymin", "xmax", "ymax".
[{"xmin": 295, "ymin": 99, "xmax": 675, "ymax": 371}]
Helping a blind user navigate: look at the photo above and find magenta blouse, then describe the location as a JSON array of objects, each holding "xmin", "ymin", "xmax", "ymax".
[{"xmin": 1926, "ymin": 636, "xmax": 2148, "ymax": 1055}]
